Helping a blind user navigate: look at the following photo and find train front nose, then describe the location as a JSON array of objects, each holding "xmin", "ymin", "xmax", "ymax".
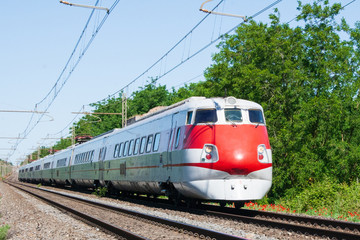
[{"xmin": 215, "ymin": 125, "xmax": 272, "ymax": 177}]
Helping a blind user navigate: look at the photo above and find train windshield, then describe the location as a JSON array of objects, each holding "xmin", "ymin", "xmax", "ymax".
[
  {"xmin": 249, "ymin": 109, "xmax": 264, "ymax": 123},
  {"xmin": 195, "ymin": 109, "xmax": 217, "ymax": 123},
  {"xmin": 225, "ymin": 109, "xmax": 242, "ymax": 122}
]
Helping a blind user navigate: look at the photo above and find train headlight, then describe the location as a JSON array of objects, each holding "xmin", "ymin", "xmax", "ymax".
[
  {"xmin": 258, "ymin": 144, "xmax": 270, "ymax": 163},
  {"xmin": 205, "ymin": 145, "xmax": 213, "ymax": 154},
  {"xmin": 201, "ymin": 144, "xmax": 219, "ymax": 162}
]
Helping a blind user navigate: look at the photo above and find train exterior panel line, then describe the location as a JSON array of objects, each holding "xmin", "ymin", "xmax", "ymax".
[{"xmin": 18, "ymin": 97, "xmax": 272, "ymax": 203}]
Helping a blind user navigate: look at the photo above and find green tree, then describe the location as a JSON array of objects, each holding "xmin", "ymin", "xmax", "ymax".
[
  {"xmin": 202, "ymin": 0, "xmax": 360, "ymax": 198},
  {"xmin": 73, "ymin": 79, "xmax": 172, "ymax": 137}
]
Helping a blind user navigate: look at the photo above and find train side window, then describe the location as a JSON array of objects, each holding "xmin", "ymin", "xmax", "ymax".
[
  {"xmin": 117, "ymin": 143, "xmax": 123, "ymax": 158},
  {"xmin": 195, "ymin": 109, "xmax": 217, "ymax": 123},
  {"xmin": 186, "ymin": 111, "xmax": 193, "ymax": 124},
  {"xmin": 134, "ymin": 138, "xmax": 140, "ymax": 155},
  {"xmin": 103, "ymin": 147, "xmax": 107, "ymax": 160},
  {"xmin": 128, "ymin": 139, "xmax": 134, "ymax": 156},
  {"xmin": 90, "ymin": 150, "xmax": 94, "ymax": 161},
  {"xmin": 175, "ymin": 128, "xmax": 181, "ymax": 149},
  {"xmin": 139, "ymin": 137, "xmax": 146, "ymax": 154},
  {"xmin": 99, "ymin": 147, "xmax": 107, "ymax": 161},
  {"xmin": 123, "ymin": 141, "xmax": 129, "ymax": 157},
  {"xmin": 153, "ymin": 133, "xmax": 160, "ymax": 152},
  {"xmin": 249, "ymin": 109, "xmax": 264, "ymax": 124},
  {"xmin": 114, "ymin": 144, "xmax": 119, "ymax": 158},
  {"xmin": 44, "ymin": 162, "xmax": 51, "ymax": 169},
  {"xmin": 146, "ymin": 135, "xmax": 153, "ymax": 153}
]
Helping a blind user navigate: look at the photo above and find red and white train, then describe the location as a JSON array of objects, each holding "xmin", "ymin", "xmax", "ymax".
[{"xmin": 19, "ymin": 96, "xmax": 272, "ymax": 206}]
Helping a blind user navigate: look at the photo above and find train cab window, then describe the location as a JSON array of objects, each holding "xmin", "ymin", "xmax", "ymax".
[
  {"xmin": 128, "ymin": 139, "xmax": 134, "ymax": 156},
  {"xmin": 249, "ymin": 109, "xmax": 264, "ymax": 124},
  {"xmin": 134, "ymin": 138, "xmax": 140, "ymax": 155},
  {"xmin": 186, "ymin": 111, "xmax": 193, "ymax": 124},
  {"xmin": 153, "ymin": 133, "xmax": 161, "ymax": 152},
  {"xmin": 139, "ymin": 137, "xmax": 146, "ymax": 154},
  {"xmin": 195, "ymin": 109, "xmax": 217, "ymax": 123},
  {"xmin": 175, "ymin": 128, "xmax": 181, "ymax": 149},
  {"xmin": 146, "ymin": 135, "xmax": 153, "ymax": 153},
  {"xmin": 123, "ymin": 141, "xmax": 129, "ymax": 157},
  {"xmin": 225, "ymin": 109, "xmax": 242, "ymax": 123}
]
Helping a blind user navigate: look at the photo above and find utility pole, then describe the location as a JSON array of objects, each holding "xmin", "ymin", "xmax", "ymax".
[
  {"xmin": 122, "ymin": 93, "xmax": 127, "ymax": 128},
  {"xmin": 72, "ymin": 126, "xmax": 75, "ymax": 146}
]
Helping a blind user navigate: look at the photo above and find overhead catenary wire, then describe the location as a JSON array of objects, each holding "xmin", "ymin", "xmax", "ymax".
[
  {"xmin": 8, "ymin": 0, "xmax": 121, "ymax": 160},
  {"xmin": 96, "ymin": 0, "xmax": 226, "ymax": 103},
  {"xmin": 96, "ymin": 0, "xmax": 283, "ymax": 104}
]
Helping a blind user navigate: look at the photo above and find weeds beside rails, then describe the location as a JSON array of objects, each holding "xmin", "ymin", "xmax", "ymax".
[
  {"xmin": 0, "ymin": 224, "xmax": 10, "ymax": 240},
  {"xmin": 0, "ymin": 193, "xmax": 10, "ymax": 240},
  {"xmin": 92, "ymin": 187, "xmax": 108, "ymax": 197},
  {"xmin": 244, "ymin": 201, "xmax": 360, "ymax": 223}
]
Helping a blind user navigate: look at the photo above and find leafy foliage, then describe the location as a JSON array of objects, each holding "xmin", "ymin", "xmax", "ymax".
[
  {"xmin": 92, "ymin": 187, "xmax": 108, "ymax": 197},
  {"xmin": 201, "ymin": 0, "xmax": 360, "ymax": 199},
  {"xmin": 0, "ymin": 224, "xmax": 10, "ymax": 240}
]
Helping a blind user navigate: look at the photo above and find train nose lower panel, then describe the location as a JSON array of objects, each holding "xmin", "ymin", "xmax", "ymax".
[{"xmin": 174, "ymin": 168, "xmax": 272, "ymax": 201}]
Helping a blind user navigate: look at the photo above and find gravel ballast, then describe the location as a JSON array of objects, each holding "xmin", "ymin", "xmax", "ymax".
[
  {"xmin": 0, "ymin": 181, "xmax": 117, "ymax": 240},
  {"xmin": 1, "ymin": 173, "xmax": 329, "ymax": 240}
]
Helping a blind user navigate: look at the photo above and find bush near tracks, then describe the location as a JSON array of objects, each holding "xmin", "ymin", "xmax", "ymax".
[
  {"xmin": 0, "ymin": 193, "xmax": 10, "ymax": 240},
  {"xmin": 0, "ymin": 224, "xmax": 10, "ymax": 240},
  {"xmin": 274, "ymin": 179, "xmax": 360, "ymax": 222}
]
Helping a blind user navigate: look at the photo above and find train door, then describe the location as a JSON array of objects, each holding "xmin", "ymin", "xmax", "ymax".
[
  {"xmin": 50, "ymin": 161, "xmax": 54, "ymax": 180},
  {"xmin": 167, "ymin": 112, "xmax": 178, "ymax": 170},
  {"xmin": 167, "ymin": 112, "xmax": 186, "ymax": 181}
]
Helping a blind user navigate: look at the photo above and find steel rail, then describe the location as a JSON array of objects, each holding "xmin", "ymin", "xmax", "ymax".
[
  {"xmin": 201, "ymin": 205, "xmax": 360, "ymax": 240},
  {"xmin": 238, "ymin": 208, "xmax": 360, "ymax": 232},
  {"xmin": 9, "ymin": 182, "xmax": 246, "ymax": 240},
  {"xmin": 7, "ymin": 182, "xmax": 147, "ymax": 240}
]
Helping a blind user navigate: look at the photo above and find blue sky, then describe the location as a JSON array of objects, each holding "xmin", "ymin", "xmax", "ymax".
[{"xmin": 0, "ymin": 0, "xmax": 359, "ymax": 165}]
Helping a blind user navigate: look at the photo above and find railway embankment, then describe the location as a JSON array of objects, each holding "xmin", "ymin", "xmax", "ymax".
[
  {"xmin": 1, "ymin": 178, "xmax": 343, "ymax": 240},
  {"xmin": 0, "ymin": 180, "xmax": 117, "ymax": 240}
]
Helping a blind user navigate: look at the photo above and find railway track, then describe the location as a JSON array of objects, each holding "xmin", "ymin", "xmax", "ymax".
[
  {"xmin": 118, "ymin": 191, "xmax": 360, "ymax": 239},
  {"xmin": 6, "ymin": 181, "xmax": 245, "ymax": 240},
  {"xmin": 10, "ymin": 181, "xmax": 360, "ymax": 239},
  {"xmin": 197, "ymin": 204, "xmax": 360, "ymax": 240}
]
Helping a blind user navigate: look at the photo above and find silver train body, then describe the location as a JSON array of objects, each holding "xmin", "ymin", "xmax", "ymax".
[{"xmin": 19, "ymin": 97, "xmax": 272, "ymax": 203}]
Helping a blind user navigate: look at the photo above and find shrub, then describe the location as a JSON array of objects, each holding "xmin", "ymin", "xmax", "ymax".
[
  {"xmin": 0, "ymin": 224, "xmax": 10, "ymax": 240},
  {"xmin": 92, "ymin": 187, "xmax": 108, "ymax": 197},
  {"xmin": 275, "ymin": 178, "xmax": 360, "ymax": 221}
]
